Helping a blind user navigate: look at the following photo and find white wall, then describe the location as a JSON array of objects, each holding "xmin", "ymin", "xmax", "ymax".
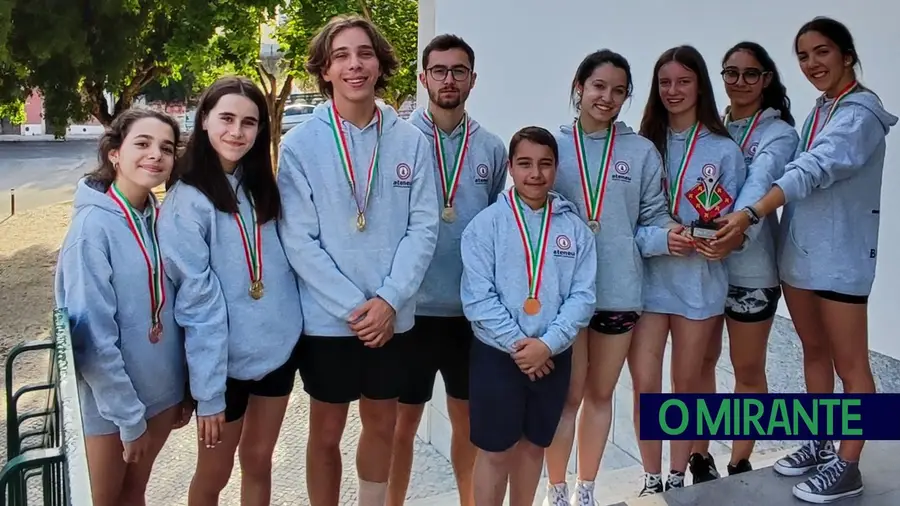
[{"xmin": 420, "ymin": 0, "xmax": 900, "ymax": 362}]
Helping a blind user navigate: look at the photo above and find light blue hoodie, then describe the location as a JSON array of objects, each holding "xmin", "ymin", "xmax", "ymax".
[
  {"xmin": 724, "ymin": 108, "xmax": 800, "ymax": 288},
  {"xmin": 54, "ymin": 177, "xmax": 186, "ymax": 442},
  {"xmin": 277, "ymin": 101, "xmax": 440, "ymax": 336},
  {"xmin": 553, "ymin": 121, "xmax": 675, "ymax": 312},
  {"xmin": 407, "ymin": 107, "xmax": 508, "ymax": 317},
  {"xmin": 460, "ymin": 190, "xmax": 597, "ymax": 356},
  {"xmin": 158, "ymin": 171, "xmax": 304, "ymax": 417},
  {"xmin": 642, "ymin": 127, "xmax": 747, "ymax": 320},
  {"xmin": 776, "ymin": 88, "xmax": 898, "ymax": 296}
]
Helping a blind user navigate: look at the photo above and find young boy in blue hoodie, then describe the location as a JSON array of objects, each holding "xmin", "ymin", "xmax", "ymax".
[
  {"xmin": 276, "ymin": 14, "xmax": 439, "ymax": 506},
  {"xmin": 460, "ymin": 126, "xmax": 597, "ymax": 506},
  {"xmin": 388, "ymin": 34, "xmax": 508, "ymax": 506}
]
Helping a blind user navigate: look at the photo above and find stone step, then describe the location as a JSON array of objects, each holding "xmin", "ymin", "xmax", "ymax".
[
  {"xmin": 405, "ymin": 446, "xmax": 790, "ymax": 506},
  {"xmin": 606, "ymin": 441, "xmax": 900, "ymax": 506}
]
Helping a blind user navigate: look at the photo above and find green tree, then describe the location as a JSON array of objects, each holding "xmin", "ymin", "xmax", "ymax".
[{"xmin": 1, "ymin": 0, "xmax": 279, "ymax": 136}]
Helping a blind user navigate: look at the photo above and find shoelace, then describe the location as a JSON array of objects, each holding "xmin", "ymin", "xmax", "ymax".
[
  {"xmin": 788, "ymin": 441, "xmax": 816, "ymax": 464},
  {"xmin": 807, "ymin": 458, "xmax": 846, "ymax": 491},
  {"xmin": 577, "ymin": 486, "xmax": 594, "ymax": 506}
]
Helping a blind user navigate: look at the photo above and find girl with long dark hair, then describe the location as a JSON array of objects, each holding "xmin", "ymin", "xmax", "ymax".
[
  {"xmin": 542, "ymin": 49, "xmax": 677, "ymax": 506},
  {"xmin": 158, "ymin": 75, "xmax": 304, "ymax": 505},
  {"xmin": 55, "ymin": 109, "xmax": 192, "ymax": 505},
  {"xmin": 713, "ymin": 17, "xmax": 897, "ymax": 503},
  {"xmin": 630, "ymin": 45, "xmax": 746, "ymax": 496},
  {"xmin": 687, "ymin": 41, "xmax": 800, "ymax": 483}
]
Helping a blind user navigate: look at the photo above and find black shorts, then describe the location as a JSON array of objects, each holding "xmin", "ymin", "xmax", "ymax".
[
  {"xmin": 588, "ymin": 311, "xmax": 641, "ymax": 335},
  {"xmin": 400, "ymin": 316, "xmax": 473, "ymax": 405},
  {"xmin": 222, "ymin": 344, "xmax": 300, "ymax": 423},
  {"xmin": 725, "ymin": 286, "xmax": 782, "ymax": 323},
  {"xmin": 468, "ymin": 339, "xmax": 572, "ymax": 453},
  {"xmin": 296, "ymin": 332, "xmax": 410, "ymax": 404},
  {"xmin": 814, "ymin": 290, "xmax": 869, "ymax": 305}
]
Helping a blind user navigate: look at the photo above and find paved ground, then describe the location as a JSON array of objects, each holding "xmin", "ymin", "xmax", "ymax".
[
  {"xmin": 3, "ymin": 373, "xmax": 457, "ymax": 505},
  {"xmin": 0, "ymin": 139, "xmax": 98, "ymax": 216},
  {"xmin": 611, "ymin": 440, "xmax": 900, "ymax": 506}
]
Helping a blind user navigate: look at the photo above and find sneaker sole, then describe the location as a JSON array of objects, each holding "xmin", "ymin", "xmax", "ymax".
[
  {"xmin": 773, "ymin": 461, "xmax": 817, "ymax": 476},
  {"xmin": 792, "ymin": 485, "xmax": 863, "ymax": 504}
]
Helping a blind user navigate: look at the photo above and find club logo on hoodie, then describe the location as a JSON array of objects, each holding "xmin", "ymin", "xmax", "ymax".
[
  {"xmin": 474, "ymin": 163, "xmax": 490, "ymax": 185},
  {"xmin": 553, "ymin": 234, "xmax": 576, "ymax": 258},
  {"xmin": 394, "ymin": 163, "xmax": 412, "ymax": 188},
  {"xmin": 612, "ymin": 160, "xmax": 632, "ymax": 183}
]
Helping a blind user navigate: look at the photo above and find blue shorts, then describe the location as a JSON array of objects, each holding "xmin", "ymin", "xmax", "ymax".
[{"xmin": 468, "ymin": 339, "xmax": 572, "ymax": 452}]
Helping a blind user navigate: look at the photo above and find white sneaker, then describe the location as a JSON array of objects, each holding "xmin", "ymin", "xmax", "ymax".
[
  {"xmin": 543, "ymin": 482, "xmax": 571, "ymax": 506},
  {"xmin": 571, "ymin": 480, "xmax": 597, "ymax": 506}
]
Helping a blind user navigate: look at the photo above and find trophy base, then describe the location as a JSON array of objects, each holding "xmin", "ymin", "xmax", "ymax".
[{"xmin": 691, "ymin": 222, "xmax": 719, "ymax": 240}]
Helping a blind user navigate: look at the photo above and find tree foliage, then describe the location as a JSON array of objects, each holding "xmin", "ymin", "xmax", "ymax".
[
  {"xmin": 0, "ymin": 0, "xmax": 279, "ymax": 135},
  {"xmin": 258, "ymin": 0, "xmax": 416, "ymax": 170}
]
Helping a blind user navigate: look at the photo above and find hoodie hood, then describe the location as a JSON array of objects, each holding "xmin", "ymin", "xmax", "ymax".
[
  {"xmin": 312, "ymin": 99, "xmax": 402, "ymax": 133},
  {"xmin": 499, "ymin": 189, "xmax": 578, "ymax": 216},
  {"xmin": 838, "ymin": 89, "xmax": 899, "ymax": 133},
  {"xmin": 73, "ymin": 176, "xmax": 158, "ymax": 219},
  {"xmin": 559, "ymin": 119, "xmax": 636, "ymax": 139},
  {"xmin": 408, "ymin": 106, "xmax": 483, "ymax": 140},
  {"xmin": 723, "ymin": 106, "xmax": 784, "ymax": 125}
]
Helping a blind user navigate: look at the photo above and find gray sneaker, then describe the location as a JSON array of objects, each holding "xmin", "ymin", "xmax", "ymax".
[
  {"xmin": 792, "ymin": 458, "xmax": 863, "ymax": 503},
  {"xmin": 774, "ymin": 440, "xmax": 836, "ymax": 476}
]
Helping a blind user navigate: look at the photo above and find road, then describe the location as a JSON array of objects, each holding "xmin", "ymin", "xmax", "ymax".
[{"xmin": 0, "ymin": 139, "xmax": 98, "ymax": 215}]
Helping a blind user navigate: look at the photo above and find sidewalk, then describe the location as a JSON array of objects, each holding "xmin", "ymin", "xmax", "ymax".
[
  {"xmin": 145, "ymin": 378, "xmax": 457, "ymax": 505},
  {"xmin": 0, "ymin": 134, "xmax": 100, "ymax": 142}
]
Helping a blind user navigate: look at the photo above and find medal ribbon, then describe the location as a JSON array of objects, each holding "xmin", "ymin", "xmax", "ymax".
[
  {"xmin": 233, "ymin": 194, "xmax": 262, "ymax": 286},
  {"xmin": 730, "ymin": 109, "xmax": 763, "ymax": 152},
  {"xmin": 668, "ymin": 122, "xmax": 700, "ymax": 216},
  {"xmin": 801, "ymin": 80, "xmax": 858, "ymax": 152},
  {"xmin": 508, "ymin": 188, "xmax": 553, "ymax": 301},
  {"xmin": 107, "ymin": 183, "xmax": 165, "ymax": 327},
  {"xmin": 328, "ymin": 101, "xmax": 383, "ymax": 216},
  {"xmin": 573, "ymin": 121, "xmax": 616, "ymax": 222},
  {"xmin": 428, "ymin": 111, "xmax": 470, "ymax": 208}
]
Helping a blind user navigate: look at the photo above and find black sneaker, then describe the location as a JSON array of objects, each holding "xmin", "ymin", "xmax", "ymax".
[
  {"xmin": 665, "ymin": 471, "xmax": 685, "ymax": 491},
  {"xmin": 792, "ymin": 458, "xmax": 863, "ymax": 503},
  {"xmin": 727, "ymin": 459, "xmax": 752, "ymax": 475},
  {"xmin": 689, "ymin": 453, "xmax": 721, "ymax": 483},
  {"xmin": 774, "ymin": 440, "xmax": 837, "ymax": 477},
  {"xmin": 638, "ymin": 473, "xmax": 663, "ymax": 497}
]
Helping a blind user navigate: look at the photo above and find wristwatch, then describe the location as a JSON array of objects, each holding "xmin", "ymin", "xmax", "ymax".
[{"xmin": 742, "ymin": 206, "xmax": 761, "ymax": 225}]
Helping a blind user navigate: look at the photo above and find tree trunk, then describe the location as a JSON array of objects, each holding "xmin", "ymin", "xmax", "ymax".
[{"xmin": 256, "ymin": 63, "xmax": 294, "ymax": 173}]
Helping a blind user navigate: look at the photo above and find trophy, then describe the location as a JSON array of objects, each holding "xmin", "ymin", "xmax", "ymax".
[{"xmin": 685, "ymin": 164, "xmax": 734, "ymax": 240}]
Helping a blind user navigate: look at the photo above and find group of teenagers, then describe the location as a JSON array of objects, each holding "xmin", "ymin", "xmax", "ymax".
[{"xmin": 52, "ymin": 9, "xmax": 894, "ymax": 506}]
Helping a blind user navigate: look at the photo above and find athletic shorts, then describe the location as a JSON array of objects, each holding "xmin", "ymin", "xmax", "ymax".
[
  {"xmin": 296, "ymin": 332, "xmax": 410, "ymax": 404},
  {"xmin": 468, "ymin": 339, "xmax": 572, "ymax": 452},
  {"xmin": 588, "ymin": 311, "xmax": 641, "ymax": 335},
  {"xmin": 814, "ymin": 290, "xmax": 868, "ymax": 305},
  {"xmin": 725, "ymin": 286, "xmax": 782, "ymax": 323},
  {"xmin": 400, "ymin": 316, "xmax": 473, "ymax": 404},
  {"xmin": 222, "ymin": 351, "xmax": 298, "ymax": 423}
]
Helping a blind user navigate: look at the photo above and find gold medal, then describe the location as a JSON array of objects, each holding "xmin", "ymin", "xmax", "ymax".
[
  {"xmin": 250, "ymin": 280, "xmax": 264, "ymax": 300},
  {"xmin": 588, "ymin": 220, "xmax": 601, "ymax": 234},
  {"xmin": 523, "ymin": 297, "xmax": 542, "ymax": 315},
  {"xmin": 441, "ymin": 206, "xmax": 456, "ymax": 223},
  {"xmin": 356, "ymin": 212, "xmax": 366, "ymax": 231},
  {"xmin": 149, "ymin": 322, "xmax": 163, "ymax": 343}
]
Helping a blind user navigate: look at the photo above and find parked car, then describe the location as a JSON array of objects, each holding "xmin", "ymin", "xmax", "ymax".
[{"xmin": 281, "ymin": 104, "xmax": 315, "ymax": 133}]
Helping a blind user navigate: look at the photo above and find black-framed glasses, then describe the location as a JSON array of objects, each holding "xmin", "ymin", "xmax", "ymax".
[
  {"xmin": 427, "ymin": 66, "xmax": 471, "ymax": 82},
  {"xmin": 721, "ymin": 68, "xmax": 768, "ymax": 85}
]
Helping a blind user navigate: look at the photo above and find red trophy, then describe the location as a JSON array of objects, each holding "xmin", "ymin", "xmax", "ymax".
[{"xmin": 685, "ymin": 164, "xmax": 733, "ymax": 239}]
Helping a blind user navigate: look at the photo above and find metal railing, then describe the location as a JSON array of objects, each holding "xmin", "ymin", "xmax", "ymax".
[{"xmin": 1, "ymin": 308, "xmax": 92, "ymax": 505}]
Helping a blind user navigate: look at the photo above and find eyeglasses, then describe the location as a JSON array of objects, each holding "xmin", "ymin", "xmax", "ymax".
[
  {"xmin": 721, "ymin": 68, "xmax": 769, "ymax": 85},
  {"xmin": 427, "ymin": 66, "xmax": 471, "ymax": 82}
]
